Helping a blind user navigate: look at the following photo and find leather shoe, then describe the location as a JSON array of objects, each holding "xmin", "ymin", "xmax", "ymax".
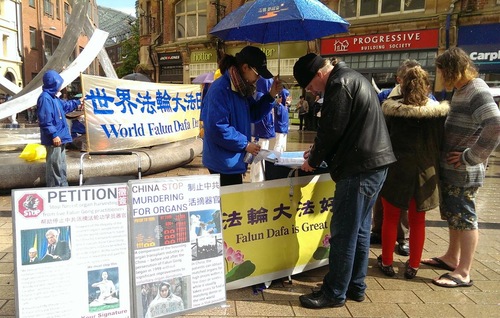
[
  {"xmin": 299, "ymin": 290, "xmax": 345, "ymax": 309},
  {"xmin": 346, "ymin": 290, "xmax": 365, "ymax": 302},
  {"xmin": 396, "ymin": 242, "xmax": 410, "ymax": 256}
]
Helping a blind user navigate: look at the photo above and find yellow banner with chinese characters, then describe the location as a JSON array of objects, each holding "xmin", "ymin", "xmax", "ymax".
[
  {"xmin": 221, "ymin": 173, "xmax": 335, "ymax": 290},
  {"xmin": 81, "ymin": 74, "xmax": 201, "ymax": 151}
]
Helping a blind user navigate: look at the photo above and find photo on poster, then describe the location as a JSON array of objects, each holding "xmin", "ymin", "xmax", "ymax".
[
  {"xmin": 133, "ymin": 213, "xmax": 191, "ymax": 250},
  {"xmin": 133, "ymin": 216, "xmax": 161, "ymax": 249},
  {"xmin": 88, "ymin": 267, "xmax": 120, "ymax": 312},
  {"xmin": 20, "ymin": 226, "xmax": 72, "ymax": 265},
  {"xmin": 189, "ymin": 209, "xmax": 221, "ymax": 239},
  {"xmin": 158, "ymin": 212, "xmax": 189, "ymax": 246},
  {"xmin": 138, "ymin": 276, "xmax": 190, "ymax": 318},
  {"xmin": 189, "ymin": 210, "xmax": 223, "ymax": 261}
]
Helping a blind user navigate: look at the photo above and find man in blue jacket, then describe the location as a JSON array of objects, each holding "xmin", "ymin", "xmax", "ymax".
[{"xmin": 37, "ymin": 70, "xmax": 82, "ymax": 187}]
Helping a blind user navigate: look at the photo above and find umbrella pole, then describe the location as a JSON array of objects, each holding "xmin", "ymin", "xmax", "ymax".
[{"xmin": 277, "ymin": 42, "xmax": 281, "ymax": 79}]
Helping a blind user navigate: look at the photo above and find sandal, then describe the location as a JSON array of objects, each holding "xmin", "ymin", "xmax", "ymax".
[
  {"xmin": 377, "ymin": 255, "xmax": 395, "ymax": 277},
  {"xmin": 404, "ymin": 261, "xmax": 418, "ymax": 279}
]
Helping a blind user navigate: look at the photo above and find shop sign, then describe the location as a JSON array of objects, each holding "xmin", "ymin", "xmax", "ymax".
[
  {"xmin": 458, "ymin": 24, "xmax": 500, "ymax": 72},
  {"xmin": 321, "ymin": 29, "xmax": 439, "ymax": 55},
  {"xmin": 226, "ymin": 42, "xmax": 307, "ymax": 59},
  {"xmin": 190, "ymin": 50, "xmax": 217, "ymax": 63},
  {"xmin": 158, "ymin": 52, "xmax": 182, "ymax": 65}
]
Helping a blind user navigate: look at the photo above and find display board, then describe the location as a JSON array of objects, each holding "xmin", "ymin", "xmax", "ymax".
[{"xmin": 13, "ymin": 175, "xmax": 225, "ymax": 318}]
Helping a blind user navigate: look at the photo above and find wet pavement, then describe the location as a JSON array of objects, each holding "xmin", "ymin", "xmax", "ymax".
[{"xmin": 1, "ymin": 126, "xmax": 499, "ymax": 317}]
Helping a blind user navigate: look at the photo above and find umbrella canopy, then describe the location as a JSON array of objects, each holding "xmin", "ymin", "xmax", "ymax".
[
  {"xmin": 210, "ymin": 0, "xmax": 349, "ymax": 44},
  {"xmin": 121, "ymin": 73, "xmax": 152, "ymax": 82},
  {"xmin": 192, "ymin": 71, "xmax": 215, "ymax": 84}
]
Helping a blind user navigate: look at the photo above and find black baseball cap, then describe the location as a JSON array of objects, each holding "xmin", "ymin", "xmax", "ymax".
[
  {"xmin": 236, "ymin": 46, "xmax": 274, "ymax": 79},
  {"xmin": 293, "ymin": 53, "xmax": 326, "ymax": 88}
]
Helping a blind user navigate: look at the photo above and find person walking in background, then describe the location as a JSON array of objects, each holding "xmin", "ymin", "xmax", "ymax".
[
  {"xmin": 295, "ymin": 95, "xmax": 309, "ymax": 131},
  {"xmin": 273, "ymin": 89, "xmax": 289, "ymax": 153},
  {"xmin": 250, "ymin": 77, "xmax": 276, "ymax": 183},
  {"xmin": 201, "ymin": 46, "xmax": 282, "ymax": 186},
  {"xmin": 312, "ymin": 94, "xmax": 322, "ymax": 131},
  {"xmin": 377, "ymin": 66, "xmax": 449, "ymax": 279},
  {"xmin": 27, "ymin": 105, "xmax": 37, "ymax": 124},
  {"xmin": 37, "ymin": 70, "xmax": 82, "ymax": 187},
  {"xmin": 293, "ymin": 53, "xmax": 396, "ymax": 309},
  {"xmin": 422, "ymin": 47, "xmax": 500, "ymax": 288}
]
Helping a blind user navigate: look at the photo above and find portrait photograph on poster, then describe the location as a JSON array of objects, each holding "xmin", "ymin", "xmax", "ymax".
[
  {"xmin": 88, "ymin": 267, "xmax": 120, "ymax": 312},
  {"xmin": 138, "ymin": 276, "xmax": 190, "ymax": 318},
  {"xmin": 20, "ymin": 226, "xmax": 72, "ymax": 265}
]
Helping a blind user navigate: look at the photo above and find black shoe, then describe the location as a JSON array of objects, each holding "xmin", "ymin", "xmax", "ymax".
[
  {"xmin": 299, "ymin": 290, "xmax": 345, "ymax": 309},
  {"xmin": 377, "ymin": 255, "xmax": 395, "ymax": 277},
  {"xmin": 396, "ymin": 242, "xmax": 410, "ymax": 256},
  {"xmin": 370, "ymin": 232, "xmax": 381, "ymax": 245},
  {"xmin": 346, "ymin": 290, "xmax": 365, "ymax": 302},
  {"xmin": 404, "ymin": 261, "xmax": 418, "ymax": 279}
]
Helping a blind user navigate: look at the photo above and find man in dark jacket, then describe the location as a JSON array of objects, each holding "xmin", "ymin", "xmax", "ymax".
[
  {"xmin": 37, "ymin": 70, "xmax": 82, "ymax": 187},
  {"xmin": 293, "ymin": 54, "xmax": 396, "ymax": 309}
]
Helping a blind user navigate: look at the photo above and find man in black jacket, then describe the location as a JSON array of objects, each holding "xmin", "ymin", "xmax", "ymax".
[{"xmin": 293, "ymin": 53, "xmax": 396, "ymax": 309}]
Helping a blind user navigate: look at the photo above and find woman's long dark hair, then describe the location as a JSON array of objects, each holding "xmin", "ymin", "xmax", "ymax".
[{"xmin": 218, "ymin": 53, "xmax": 237, "ymax": 74}]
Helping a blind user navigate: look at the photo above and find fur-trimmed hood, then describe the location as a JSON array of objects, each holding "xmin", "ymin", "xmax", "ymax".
[{"xmin": 382, "ymin": 92, "xmax": 450, "ymax": 118}]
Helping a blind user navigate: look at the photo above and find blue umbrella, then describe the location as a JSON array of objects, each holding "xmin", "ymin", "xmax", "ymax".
[
  {"xmin": 210, "ymin": 0, "xmax": 349, "ymax": 75},
  {"xmin": 210, "ymin": 0, "xmax": 349, "ymax": 43}
]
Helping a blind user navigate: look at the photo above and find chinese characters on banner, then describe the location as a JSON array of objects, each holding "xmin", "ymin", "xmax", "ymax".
[
  {"xmin": 220, "ymin": 173, "xmax": 334, "ymax": 290},
  {"xmin": 81, "ymin": 74, "xmax": 202, "ymax": 151}
]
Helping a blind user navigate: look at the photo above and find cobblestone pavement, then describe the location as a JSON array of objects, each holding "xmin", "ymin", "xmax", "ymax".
[{"xmin": 1, "ymin": 127, "xmax": 499, "ymax": 317}]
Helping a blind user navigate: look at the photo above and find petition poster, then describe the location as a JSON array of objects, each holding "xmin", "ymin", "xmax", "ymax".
[
  {"xmin": 129, "ymin": 175, "xmax": 225, "ymax": 318},
  {"xmin": 13, "ymin": 185, "xmax": 131, "ymax": 318}
]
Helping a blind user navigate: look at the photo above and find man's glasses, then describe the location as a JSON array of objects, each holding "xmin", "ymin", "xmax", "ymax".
[{"xmin": 250, "ymin": 67, "xmax": 259, "ymax": 76}]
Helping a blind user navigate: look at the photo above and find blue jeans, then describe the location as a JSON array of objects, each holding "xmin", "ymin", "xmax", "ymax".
[
  {"xmin": 45, "ymin": 145, "xmax": 68, "ymax": 187},
  {"xmin": 322, "ymin": 167, "xmax": 388, "ymax": 300}
]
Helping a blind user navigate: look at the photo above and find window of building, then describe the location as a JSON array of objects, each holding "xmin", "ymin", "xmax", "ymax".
[
  {"xmin": 56, "ymin": 0, "xmax": 60, "ymax": 20},
  {"xmin": 3, "ymin": 35, "xmax": 8, "ymax": 57},
  {"xmin": 175, "ymin": 0, "xmax": 207, "ymax": 40},
  {"xmin": 339, "ymin": 0, "xmax": 425, "ymax": 18},
  {"xmin": 29, "ymin": 0, "xmax": 35, "ymax": 7},
  {"xmin": 29, "ymin": 27, "xmax": 37, "ymax": 49},
  {"xmin": 43, "ymin": 33, "xmax": 60, "ymax": 65},
  {"xmin": 43, "ymin": 0, "xmax": 53, "ymax": 17},
  {"xmin": 64, "ymin": 3, "xmax": 70, "ymax": 25},
  {"xmin": 340, "ymin": 50, "xmax": 436, "ymax": 71}
]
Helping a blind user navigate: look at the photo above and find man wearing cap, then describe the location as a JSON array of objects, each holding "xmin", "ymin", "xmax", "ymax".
[
  {"xmin": 201, "ymin": 46, "xmax": 282, "ymax": 186},
  {"xmin": 293, "ymin": 54, "xmax": 396, "ymax": 308}
]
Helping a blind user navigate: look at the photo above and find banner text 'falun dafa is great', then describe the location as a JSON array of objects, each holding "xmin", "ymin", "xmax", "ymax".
[
  {"xmin": 220, "ymin": 173, "xmax": 335, "ymax": 290},
  {"xmin": 81, "ymin": 74, "xmax": 202, "ymax": 151}
]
